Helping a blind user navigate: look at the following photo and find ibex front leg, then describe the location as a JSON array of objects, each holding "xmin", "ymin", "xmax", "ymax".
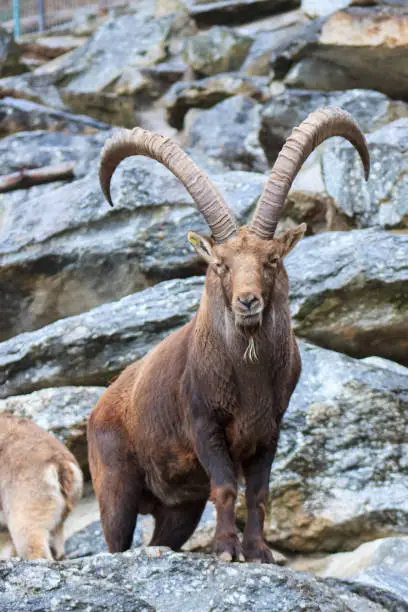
[
  {"xmin": 192, "ymin": 416, "xmax": 243, "ymax": 562},
  {"xmin": 242, "ymin": 444, "xmax": 277, "ymax": 563}
]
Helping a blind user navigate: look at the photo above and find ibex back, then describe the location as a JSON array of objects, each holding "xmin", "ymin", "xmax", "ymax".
[{"xmin": 88, "ymin": 107, "xmax": 369, "ymax": 562}]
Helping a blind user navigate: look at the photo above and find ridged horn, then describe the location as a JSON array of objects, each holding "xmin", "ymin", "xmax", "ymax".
[
  {"xmin": 250, "ymin": 106, "xmax": 370, "ymax": 239},
  {"xmin": 99, "ymin": 127, "xmax": 238, "ymax": 243}
]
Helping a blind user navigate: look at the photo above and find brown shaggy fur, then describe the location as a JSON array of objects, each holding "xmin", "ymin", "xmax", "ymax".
[{"xmin": 88, "ymin": 224, "xmax": 305, "ymax": 562}]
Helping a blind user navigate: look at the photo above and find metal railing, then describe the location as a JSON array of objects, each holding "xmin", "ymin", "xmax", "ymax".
[{"xmin": 0, "ymin": 0, "xmax": 112, "ymax": 37}]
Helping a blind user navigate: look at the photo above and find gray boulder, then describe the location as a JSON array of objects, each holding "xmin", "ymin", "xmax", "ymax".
[
  {"xmin": 260, "ymin": 88, "xmax": 408, "ymax": 164},
  {"xmin": 164, "ymin": 72, "xmax": 268, "ymax": 129},
  {"xmin": 0, "ymin": 129, "xmax": 108, "ymax": 179},
  {"xmin": 0, "ymin": 71, "xmax": 66, "ymax": 110},
  {"xmin": 323, "ymin": 119, "xmax": 408, "ymax": 229},
  {"xmin": 27, "ymin": 11, "xmax": 196, "ymax": 124},
  {"xmin": 283, "ymin": 6, "xmax": 408, "ymax": 100},
  {"xmin": 255, "ymin": 342, "xmax": 408, "ymax": 553},
  {"xmin": 0, "ymin": 386, "xmax": 104, "ymax": 474},
  {"xmin": 0, "ymin": 97, "xmax": 110, "ymax": 137},
  {"xmin": 0, "ymin": 158, "xmax": 265, "ymax": 340},
  {"xmin": 186, "ymin": 95, "xmax": 268, "ymax": 172},
  {"xmin": 50, "ymin": 12, "xmax": 195, "ymax": 96},
  {"xmin": 0, "ymin": 548, "xmax": 401, "ymax": 611},
  {"xmin": 0, "ymin": 277, "xmax": 204, "ymax": 398},
  {"xmin": 182, "ymin": 26, "xmax": 252, "ymax": 76},
  {"xmin": 241, "ymin": 19, "xmax": 308, "ymax": 76},
  {"xmin": 287, "ymin": 229, "xmax": 408, "ymax": 365}
]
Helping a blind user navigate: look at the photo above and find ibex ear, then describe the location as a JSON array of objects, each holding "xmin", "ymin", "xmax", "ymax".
[
  {"xmin": 275, "ymin": 223, "xmax": 306, "ymax": 257},
  {"xmin": 188, "ymin": 231, "xmax": 215, "ymax": 264}
]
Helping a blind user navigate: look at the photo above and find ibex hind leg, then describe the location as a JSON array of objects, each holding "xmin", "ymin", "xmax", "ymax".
[
  {"xmin": 90, "ymin": 424, "xmax": 142, "ymax": 553},
  {"xmin": 150, "ymin": 498, "xmax": 207, "ymax": 550}
]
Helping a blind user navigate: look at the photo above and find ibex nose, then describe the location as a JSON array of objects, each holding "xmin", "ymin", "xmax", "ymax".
[{"xmin": 237, "ymin": 293, "xmax": 259, "ymax": 310}]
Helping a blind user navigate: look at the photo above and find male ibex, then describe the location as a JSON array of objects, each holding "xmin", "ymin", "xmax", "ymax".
[
  {"xmin": 88, "ymin": 107, "xmax": 369, "ymax": 562},
  {"xmin": 0, "ymin": 413, "xmax": 83, "ymax": 560}
]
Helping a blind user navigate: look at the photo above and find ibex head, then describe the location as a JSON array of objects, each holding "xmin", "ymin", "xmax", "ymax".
[{"xmin": 99, "ymin": 107, "xmax": 369, "ymax": 332}]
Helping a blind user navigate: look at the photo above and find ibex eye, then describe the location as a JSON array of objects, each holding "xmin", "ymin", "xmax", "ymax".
[
  {"xmin": 215, "ymin": 261, "xmax": 228, "ymax": 273},
  {"xmin": 267, "ymin": 256, "xmax": 279, "ymax": 268}
]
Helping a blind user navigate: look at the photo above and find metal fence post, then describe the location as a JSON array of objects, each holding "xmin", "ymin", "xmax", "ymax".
[
  {"xmin": 37, "ymin": 0, "xmax": 46, "ymax": 32},
  {"xmin": 12, "ymin": 0, "xmax": 20, "ymax": 38}
]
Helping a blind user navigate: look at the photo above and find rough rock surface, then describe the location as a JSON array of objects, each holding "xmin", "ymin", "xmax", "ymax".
[
  {"xmin": 0, "ymin": 71, "xmax": 66, "ymax": 110},
  {"xmin": 0, "ymin": 387, "xmax": 104, "ymax": 474},
  {"xmin": 0, "ymin": 159, "xmax": 265, "ymax": 339},
  {"xmin": 50, "ymin": 12, "xmax": 195, "ymax": 96},
  {"xmin": 285, "ymin": 6, "xmax": 408, "ymax": 100},
  {"xmin": 182, "ymin": 26, "xmax": 252, "ymax": 76},
  {"xmin": 0, "ymin": 129, "xmax": 107, "ymax": 179},
  {"xmin": 0, "ymin": 277, "xmax": 204, "ymax": 397},
  {"xmin": 0, "ymin": 97, "xmax": 110, "ymax": 137},
  {"xmin": 164, "ymin": 72, "xmax": 268, "ymax": 129},
  {"xmin": 253, "ymin": 342, "xmax": 408, "ymax": 553},
  {"xmin": 287, "ymin": 229, "xmax": 408, "ymax": 365},
  {"xmin": 240, "ymin": 18, "xmax": 308, "ymax": 76},
  {"xmin": 186, "ymin": 95, "xmax": 268, "ymax": 171},
  {"xmin": 323, "ymin": 119, "xmax": 408, "ymax": 229},
  {"xmin": 260, "ymin": 88, "xmax": 408, "ymax": 164},
  {"xmin": 0, "ymin": 548, "xmax": 401, "ymax": 611},
  {"xmin": 19, "ymin": 35, "xmax": 87, "ymax": 61}
]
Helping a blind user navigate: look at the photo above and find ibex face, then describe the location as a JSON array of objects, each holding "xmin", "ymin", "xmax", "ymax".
[{"xmin": 188, "ymin": 224, "xmax": 306, "ymax": 328}]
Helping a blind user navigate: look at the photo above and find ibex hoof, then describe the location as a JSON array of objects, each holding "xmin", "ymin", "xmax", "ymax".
[
  {"xmin": 214, "ymin": 536, "xmax": 244, "ymax": 562},
  {"xmin": 243, "ymin": 539, "xmax": 274, "ymax": 564}
]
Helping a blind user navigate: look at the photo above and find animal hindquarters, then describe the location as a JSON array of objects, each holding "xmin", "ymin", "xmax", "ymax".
[
  {"xmin": 7, "ymin": 460, "xmax": 83, "ymax": 561},
  {"xmin": 88, "ymin": 418, "xmax": 142, "ymax": 553}
]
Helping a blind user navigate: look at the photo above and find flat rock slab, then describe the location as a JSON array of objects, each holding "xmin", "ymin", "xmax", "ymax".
[
  {"xmin": 287, "ymin": 228, "xmax": 408, "ymax": 365},
  {"xmin": 0, "ymin": 129, "xmax": 108, "ymax": 179},
  {"xmin": 0, "ymin": 277, "xmax": 204, "ymax": 397},
  {"xmin": 0, "ymin": 157, "xmax": 265, "ymax": 340},
  {"xmin": 0, "ymin": 386, "xmax": 104, "ymax": 475},
  {"xmin": 0, "ymin": 548, "xmax": 400, "ymax": 611},
  {"xmin": 0, "ymin": 97, "xmax": 110, "ymax": 137}
]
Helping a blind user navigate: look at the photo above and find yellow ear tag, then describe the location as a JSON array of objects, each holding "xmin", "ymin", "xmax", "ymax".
[{"xmin": 188, "ymin": 232, "xmax": 201, "ymax": 247}]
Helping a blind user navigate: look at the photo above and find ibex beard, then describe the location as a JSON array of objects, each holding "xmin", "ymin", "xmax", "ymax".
[{"xmin": 88, "ymin": 106, "xmax": 370, "ymax": 562}]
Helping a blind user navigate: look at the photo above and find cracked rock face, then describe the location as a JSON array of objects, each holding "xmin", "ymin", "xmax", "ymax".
[
  {"xmin": 287, "ymin": 229, "xmax": 408, "ymax": 366},
  {"xmin": 255, "ymin": 342, "xmax": 408, "ymax": 553}
]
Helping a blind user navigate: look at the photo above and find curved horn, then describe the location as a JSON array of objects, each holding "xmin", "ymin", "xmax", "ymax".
[
  {"xmin": 250, "ymin": 106, "xmax": 370, "ymax": 240},
  {"xmin": 99, "ymin": 127, "xmax": 238, "ymax": 243}
]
